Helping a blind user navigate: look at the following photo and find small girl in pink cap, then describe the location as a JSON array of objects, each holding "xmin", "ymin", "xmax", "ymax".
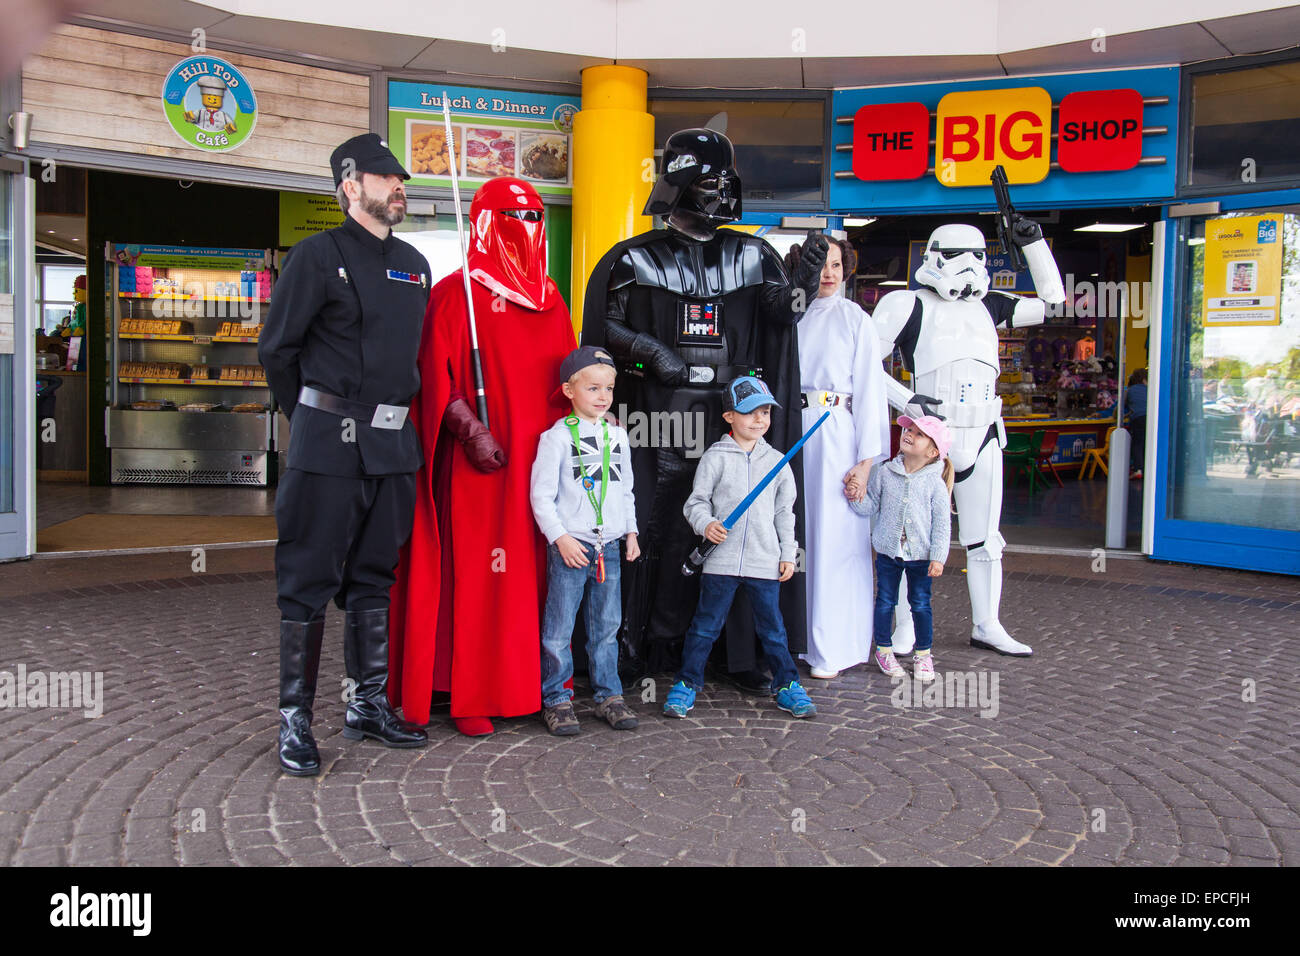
[{"xmin": 849, "ymin": 414, "xmax": 953, "ymax": 683}]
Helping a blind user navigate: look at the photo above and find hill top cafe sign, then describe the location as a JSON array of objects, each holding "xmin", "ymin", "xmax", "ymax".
[{"xmin": 829, "ymin": 67, "xmax": 1178, "ymax": 211}]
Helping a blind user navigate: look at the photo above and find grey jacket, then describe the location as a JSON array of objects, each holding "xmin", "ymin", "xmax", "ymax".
[
  {"xmin": 851, "ymin": 454, "xmax": 951, "ymax": 563},
  {"xmin": 683, "ymin": 435, "xmax": 797, "ymax": 579}
]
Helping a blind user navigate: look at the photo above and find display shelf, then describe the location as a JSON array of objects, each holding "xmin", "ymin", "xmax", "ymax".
[
  {"xmin": 118, "ymin": 332, "xmax": 262, "ymax": 343},
  {"xmin": 118, "ymin": 377, "xmax": 267, "ymax": 387},
  {"xmin": 118, "ymin": 292, "xmax": 270, "ymax": 303}
]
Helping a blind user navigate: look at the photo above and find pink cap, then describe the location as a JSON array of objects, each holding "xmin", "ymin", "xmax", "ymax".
[{"xmin": 897, "ymin": 414, "xmax": 952, "ymax": 460}]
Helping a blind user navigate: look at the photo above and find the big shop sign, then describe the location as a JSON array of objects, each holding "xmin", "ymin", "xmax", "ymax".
[{"xmin": 852, "ymin": 86, "xmax": 1146, "ymax": 187}]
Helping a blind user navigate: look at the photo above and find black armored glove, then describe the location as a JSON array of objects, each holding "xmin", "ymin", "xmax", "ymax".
[
  {"xmin": 909, "ymin": 394, "xmax": 945, "ymax": 420},
  {"xmin": 791, "ymin": 232, "xmax": 830, "ymax": 298},
  {"xmin": 1010, "ymin": 214, "xmax": 1044, "ymax": 248},
  {"xmin": 604, "ymin": 320, "xmax": 687, "ymax": 385}
]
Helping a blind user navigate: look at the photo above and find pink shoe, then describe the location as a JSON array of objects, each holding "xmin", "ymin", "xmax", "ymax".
[
  {"xmin": 873, "ymin": 647, "xmax": 905, "ymax": 678},
  {"xmin": 914, "ymin": 654, "xmax": 935, "ymax": 683}
]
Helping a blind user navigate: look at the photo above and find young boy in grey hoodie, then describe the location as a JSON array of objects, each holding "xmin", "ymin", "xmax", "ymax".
[{"xmin": 663, "ymin": 377, "xmax": 816, "ymax": 719}]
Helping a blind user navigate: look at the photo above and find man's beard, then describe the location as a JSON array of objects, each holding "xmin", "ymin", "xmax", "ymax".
[{"xmin": 359, "ymin": 184, "xmax": 405, "ymax": 226}]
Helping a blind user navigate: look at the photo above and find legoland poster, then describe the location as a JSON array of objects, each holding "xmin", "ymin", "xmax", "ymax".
[
  {"xmin": 387, "ymin": 80, "xmax": 579, "ymax": 196},
  {"xmin": 1202, "ymin": 213, "xmax": 1284, "ymax": 327}
]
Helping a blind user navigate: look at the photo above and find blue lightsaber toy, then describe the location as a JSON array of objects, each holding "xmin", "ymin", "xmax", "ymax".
[{"xmin": 682, "ymin": 410, "xmax": 831, "ymax": 576}]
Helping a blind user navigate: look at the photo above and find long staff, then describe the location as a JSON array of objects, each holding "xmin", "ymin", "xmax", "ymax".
[
  {"xmin": 442, "ymin": 91, "xmax": 489, "ymax": 428},
  {"xmin": 682, "ymin": 410, "xmax": 831, "ymax": 576}
]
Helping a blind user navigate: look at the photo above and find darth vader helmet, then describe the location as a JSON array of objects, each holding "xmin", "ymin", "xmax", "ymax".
[
  {"xmin": 914, "ymin": 224, "xmax": 991, "ymax": 301},
  {"xmin": 467, "ymin": 177, "xmax": 557, "ymax": 311},
  {"xmin": 643, "ymin": 128, "xmax": 743, "ymax": 241}
]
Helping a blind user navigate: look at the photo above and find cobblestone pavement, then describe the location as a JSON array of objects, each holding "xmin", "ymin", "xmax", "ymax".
[{"xmin": 1, "ymin": 549, "xmax": 1297, "ymax": 866}]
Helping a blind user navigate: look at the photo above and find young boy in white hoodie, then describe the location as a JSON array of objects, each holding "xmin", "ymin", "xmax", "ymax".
[
  {"xmin": 663, "ymin": 376, "xmax": 816, "ymax": 720},
  {"xmin": 531, "ymin": 346, "xmax": 641, "ymax": 735}
]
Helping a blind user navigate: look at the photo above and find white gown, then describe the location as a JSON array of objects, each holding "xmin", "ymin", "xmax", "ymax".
[{"xmin": 797, "ymin": 293, "xmax": 890, "ymax": 673}]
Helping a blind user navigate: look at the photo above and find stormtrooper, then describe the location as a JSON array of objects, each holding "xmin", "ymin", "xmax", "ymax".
[
  {"xmin": 582, "ymin": 128, "xmax": 826, "ymax": 683},
  {"xmin": 873, "ymin": 219, "xmax": 1065, "ymax": 656}
]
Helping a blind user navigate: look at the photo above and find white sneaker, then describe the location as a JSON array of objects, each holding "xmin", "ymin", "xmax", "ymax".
[
  {"xmin": 913, "ymin": 653, "xmax": 935, "ymax": 683},
  {"xmin": 809, "ymin": 667, "xmax": 840, "ymax": 679},
  {"xmin": 873, "ymin": 647, "xmax": 906, "ymax": 678},
  {"xmin": 970, "ymin": 621, "xmax": 1033, "ymax": 657}
]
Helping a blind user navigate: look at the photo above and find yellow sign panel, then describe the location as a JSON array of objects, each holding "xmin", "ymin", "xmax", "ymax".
[
  {"xmin": 1202, "ymin": 214, "xmax": 1283, "ymax": 327},
  {"xmin": 935, "ymin": 87, "xmax": 1052, "ymax": 187},
  {"xmin": 278, "ymin": 192, "xmax": 346, "ymax": 248}
]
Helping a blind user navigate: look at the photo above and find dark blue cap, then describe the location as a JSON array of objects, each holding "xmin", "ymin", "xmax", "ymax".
[{"xmin": 560, "ymin": 345, "xmax": 617, "ymax": 382}]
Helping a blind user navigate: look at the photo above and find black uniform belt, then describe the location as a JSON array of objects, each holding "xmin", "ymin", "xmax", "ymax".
[
  {"xmin": 684, "ymin": 364, "xmax": 763, "ymax": 386},
  {"xmin": 298, "ymin": 386, "xmax": 409, "ymax": 430}
]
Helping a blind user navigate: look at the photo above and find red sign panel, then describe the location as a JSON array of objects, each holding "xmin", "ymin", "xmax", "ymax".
[
  {"xmin": 852, "ymin": 102, "xmax": 929, "ymax": 181},
  {"xmin": 1056, "ymin": 89, "xmax": 1144, "ymax": 173}
]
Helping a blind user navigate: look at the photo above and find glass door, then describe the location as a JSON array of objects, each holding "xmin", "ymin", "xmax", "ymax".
[
  {"xmin": 0, "ymin": 170, "xmax": 34, "ymax": 561},
  {"xmin": 1153, "ymin": 194, "xmax": 1300, "ymax": 573}
]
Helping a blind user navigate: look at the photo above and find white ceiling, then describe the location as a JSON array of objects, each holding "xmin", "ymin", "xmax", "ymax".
[{"xmin": 73, "ymin": 0, "xmax": 1300, "ymax": 88}]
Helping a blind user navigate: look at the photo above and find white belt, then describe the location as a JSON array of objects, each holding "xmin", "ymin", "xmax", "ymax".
[{"xmin": 801, "ymin": 390, "xmax": 852, "ymax": 410}]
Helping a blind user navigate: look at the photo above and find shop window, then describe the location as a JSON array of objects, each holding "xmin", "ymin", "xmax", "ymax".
[
  {"xmin": 649, "ymin": 99, "xmax": 824, "ymax": 204},
  {"xmin": 1189, "ymin": 60, "xmax": 1300, "ymax": 188},
  {"xmin": 1169, "ymin": 207, "xmax": 1300, "ymax": 533},
  {"xmin": 36, "ymin": 264, "xmax": 82, "ymax": 334}
]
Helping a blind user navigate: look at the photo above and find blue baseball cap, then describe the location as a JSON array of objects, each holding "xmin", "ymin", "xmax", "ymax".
[{"xmin": 724, "ymin": 375, "xmax": 780, "ymax": 413}]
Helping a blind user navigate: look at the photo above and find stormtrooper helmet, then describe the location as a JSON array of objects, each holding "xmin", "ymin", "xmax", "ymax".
[{"xmin": 914, "ymin": 224, "xmax": 991, "ymax": 301}]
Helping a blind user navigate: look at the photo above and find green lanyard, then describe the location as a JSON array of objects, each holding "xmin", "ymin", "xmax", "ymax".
[{"xmin": 565, "ymin": 415, "xmax": 610, "ymax": 530}]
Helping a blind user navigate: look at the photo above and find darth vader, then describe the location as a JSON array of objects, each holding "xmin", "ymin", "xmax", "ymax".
[{"xmin": 581, "ymin": 128, "xmax": 827, "ymax": 686}]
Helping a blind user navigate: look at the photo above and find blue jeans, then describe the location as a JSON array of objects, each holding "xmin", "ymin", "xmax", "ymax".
[
  {"xmin": 678, "ymin": 574, "xmax": 799, "ymax": 693},
  {"xmin": 874, "ymin": 554, "xmax": 933, "ymax": 652},
  {"xmin": 541, "ymin": 539, "xmax": 623, "ymax": 707}
]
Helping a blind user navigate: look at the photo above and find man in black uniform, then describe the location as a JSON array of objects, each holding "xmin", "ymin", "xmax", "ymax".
[
  {"xmin": 581, "ymin": 129, "xmax": 827, "ymax": 688},
  {"xmin": 260, "ymin": 133, "xmax": 430, "ymax": 776}
]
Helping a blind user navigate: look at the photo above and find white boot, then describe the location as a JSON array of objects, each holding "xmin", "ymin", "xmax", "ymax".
[
  {"xmin": 890, "ymin": 576, "xmax": 916, "ymax": 655},
  {"xmin": 966, "ymin": 550, "xmax": 1032, "ymax": 657}
]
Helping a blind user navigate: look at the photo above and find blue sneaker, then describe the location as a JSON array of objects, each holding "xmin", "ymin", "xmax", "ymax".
[
  {"xmin": 775, "ymin": 681, "xmax": 816, "ymax": 718},
  {"xmin": 663, "ymin": 681, "xmax": 696, "ymax": 718}
]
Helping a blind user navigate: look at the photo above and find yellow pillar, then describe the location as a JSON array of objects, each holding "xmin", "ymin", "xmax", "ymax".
[{"xmin": 570, "ymin": 65, "xmax": 654, "ymax": 339}]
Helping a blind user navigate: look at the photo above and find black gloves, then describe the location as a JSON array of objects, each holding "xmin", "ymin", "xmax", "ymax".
[
  {"xmin": 910, "ymin": 394, "xmax": 945, "ymax": 420},
  {"xmin": 791, "ymin": 232, "xmax": 830, "ymax": 297},
  {"xmin": 604, "ymin": 319, "xmax": 687, "ymax": 385},
  {"xmin": 1010, "ymin": 214, "xmax": 1044, "ymax": 248}
]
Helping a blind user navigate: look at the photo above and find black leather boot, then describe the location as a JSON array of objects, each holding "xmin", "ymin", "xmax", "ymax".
[
  {"xmin": 278, "ymin": 616, "xmax": 325, "ymax": 776},
  {"xmin": 342, "ymin": 608, "xmax": 427, "ymax": 748}
]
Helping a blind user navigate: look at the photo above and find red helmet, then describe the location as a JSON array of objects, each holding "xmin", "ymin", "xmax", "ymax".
[{"xmin": 467, "ymin": 177, "xmax": 556, "ymax": 311}]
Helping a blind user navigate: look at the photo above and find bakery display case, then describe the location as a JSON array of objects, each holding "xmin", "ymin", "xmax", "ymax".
[{"xmin": 107, "ymin": 243, "xmax": 276, "ymax": 485}]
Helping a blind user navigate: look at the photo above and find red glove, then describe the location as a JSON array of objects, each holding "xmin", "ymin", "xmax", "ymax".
[{"xmin": 443, "ymin": 389, "xmax": 506, "ymax": 472}]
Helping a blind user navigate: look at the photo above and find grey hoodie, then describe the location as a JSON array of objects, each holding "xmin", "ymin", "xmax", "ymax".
[{"xmin": 683, "ymin": 434, "xmax": 797, "ymax": 579}]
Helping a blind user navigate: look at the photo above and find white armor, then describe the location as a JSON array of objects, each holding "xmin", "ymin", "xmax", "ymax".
[{"xmin": 874, "ymin": 222, "xmax": 1065, "ymax": 657}]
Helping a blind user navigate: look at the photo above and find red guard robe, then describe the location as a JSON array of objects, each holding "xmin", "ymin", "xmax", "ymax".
[{"xmin": 388, "ymin": 271, "xmax": 576, "ymax": 724}]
